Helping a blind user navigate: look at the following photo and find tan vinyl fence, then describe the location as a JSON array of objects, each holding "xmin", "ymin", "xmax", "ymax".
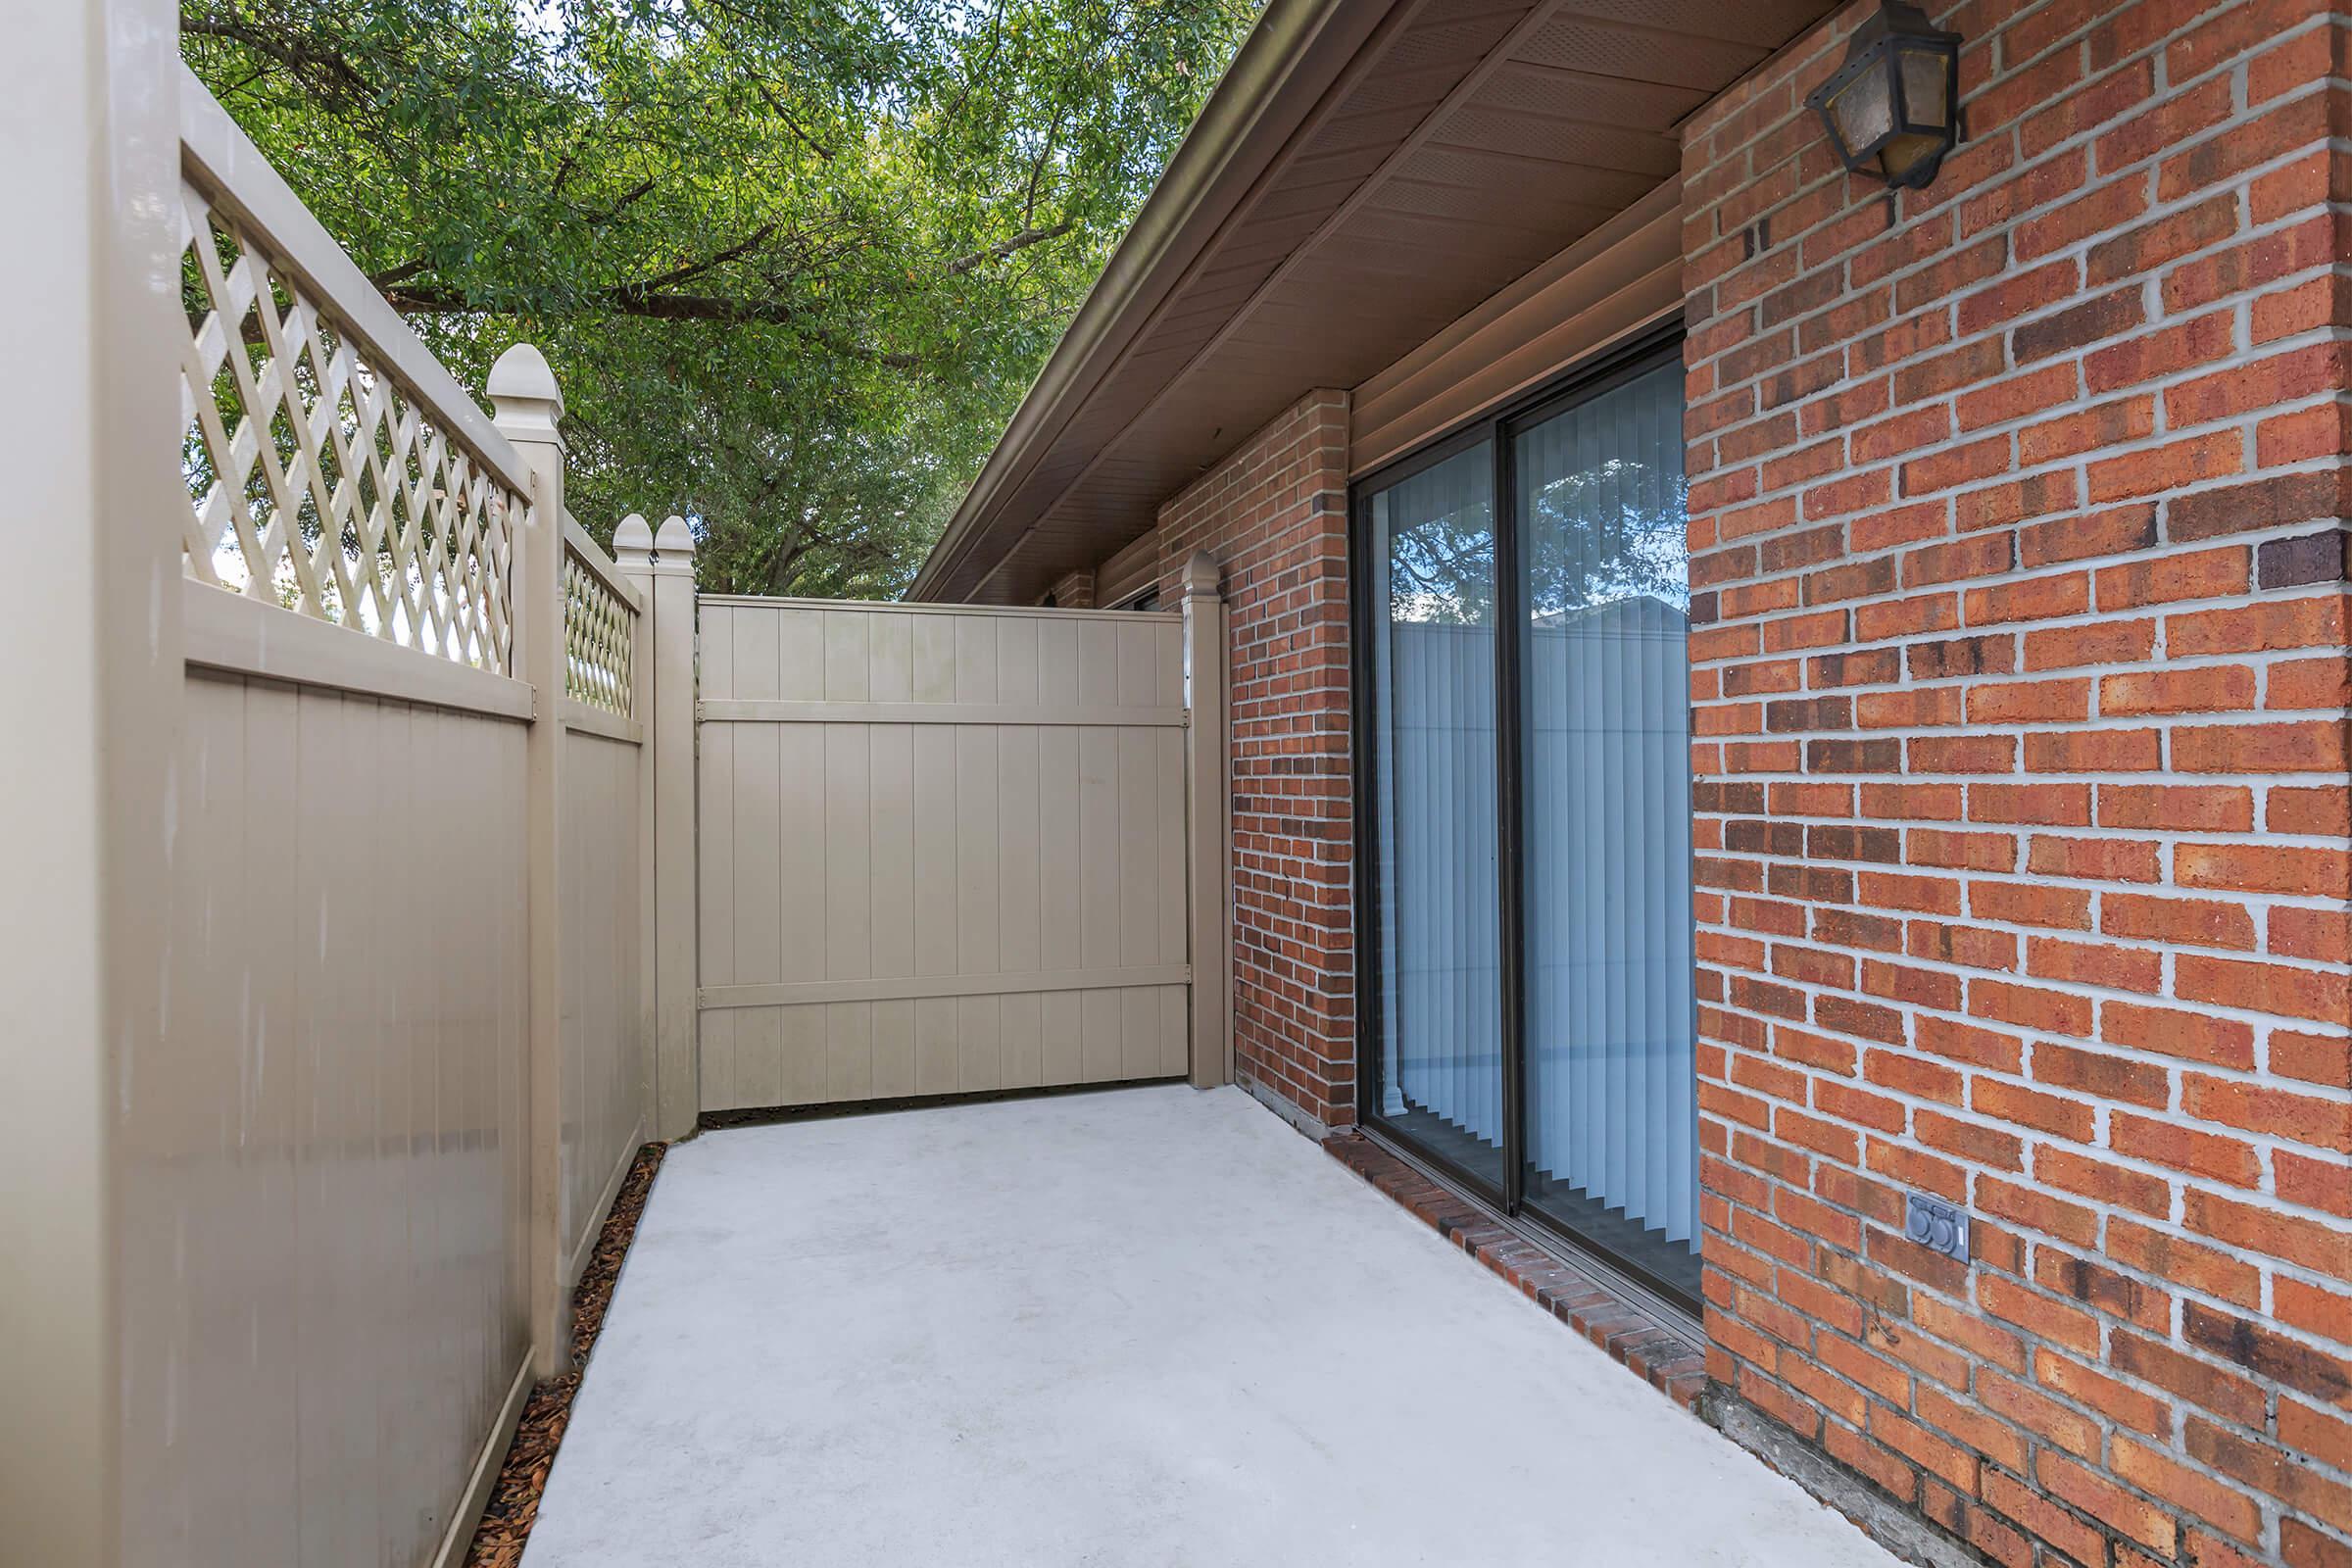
[
  {"xmin": 693, "ymin": 598, "xmax": 1221, "ymax": 1110},
  {"xmin": 14, "ymin": 59, "xmax": 693, "ymax": 1568},
  {"xmin": 6, "ymin": 25, "xmax": 1224, "ymax": 1565}
]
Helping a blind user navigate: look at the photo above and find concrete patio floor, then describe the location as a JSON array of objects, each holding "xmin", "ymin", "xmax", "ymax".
[{"xmin": 524, "ymin": 1084, "xmax": 1902, "ymax": 1567}]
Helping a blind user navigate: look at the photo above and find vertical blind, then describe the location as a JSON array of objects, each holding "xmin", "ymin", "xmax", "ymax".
[
  {"xmin": 1370, "ymin": 444, "xmax": 1503, "ymax": 1177},
  {"xmin": 1362, "ymin": 349, "xmax": 1697, "ymax": 1297},
  {"xmin": 1517, "ymin": 361, "xmax": 1698, "ymax": 1265}
]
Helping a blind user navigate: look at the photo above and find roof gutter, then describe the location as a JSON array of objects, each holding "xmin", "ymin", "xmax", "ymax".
[{"xmin": 906, "ymin": 0, "xmax": 1384, "ymax": 602}]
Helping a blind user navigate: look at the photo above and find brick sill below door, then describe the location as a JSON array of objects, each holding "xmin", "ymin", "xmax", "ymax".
[{"xmin": 1325, "ymin": 1127, "xmax": 1710, "ymax": 1411}]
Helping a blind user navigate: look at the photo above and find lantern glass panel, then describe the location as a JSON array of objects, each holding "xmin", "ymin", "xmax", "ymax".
[
  {"xmin": 1827, "ymin": 62, "xmax": 1894, "ymax": 154},
  {"xmin": 1896, "ymin": 42, "xmax": 1949, "ymax": 129}
]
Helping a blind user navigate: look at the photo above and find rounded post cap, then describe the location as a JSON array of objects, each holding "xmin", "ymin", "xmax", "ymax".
[
  {"xmin": 488, "ymin": 342, "xmax": 564, "ymax": 416},
  {"xmin": 612, "ymin": 513, "xmax": 654, "ymax": 563},
  {"xmin": 654, "ymin": 514, "xmax": 697, "ymax": 555},
  {"xmin": 1179, "ymin": 549, "xmax": 1221, "ymax": 598}
]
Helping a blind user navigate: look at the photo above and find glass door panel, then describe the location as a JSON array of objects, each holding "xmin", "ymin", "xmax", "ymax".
[
  {"xmin": 1366, "ymin": 442, "xmax": 1504, "ymax": 1188},
  {"xmin": 1514, "ymin": 360, "xmax": 1700, "ymax": 1298}
]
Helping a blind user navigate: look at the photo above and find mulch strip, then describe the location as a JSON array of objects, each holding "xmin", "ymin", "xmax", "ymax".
[{"xmin": 465, "ymin": 1141, "xmax": 667, "ymax": 1568}]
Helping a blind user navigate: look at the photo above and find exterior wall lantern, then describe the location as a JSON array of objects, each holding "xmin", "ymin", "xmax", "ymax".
[{"xmin": 1804, "ymin": 0, "xmax": 1963, "ymax": 189}]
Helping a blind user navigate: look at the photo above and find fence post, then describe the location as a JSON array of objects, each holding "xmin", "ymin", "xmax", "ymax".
[
  {"xmin": 1180, "ymin": 550, "xmax": 1233, "ymax": 1089},
  {"xmin": 617, "ymin": 514, "xmax": 700, "ymax": 1139},
  {"xmin": 613, "ymin": 516, "xmax": 659, "ymax": 1144},
  {"xmin": 489, "ymin": 344, "xmax": 570, "ymax": 1381},
  {"xmin": 4, "ymin": 2, "xmax": 183, "ymax": 1559}
]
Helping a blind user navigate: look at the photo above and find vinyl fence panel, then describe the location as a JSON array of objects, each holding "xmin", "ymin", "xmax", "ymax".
[{"xmin": 694, "ymin": 599, "xmax": 1193, "ymax": 1109}]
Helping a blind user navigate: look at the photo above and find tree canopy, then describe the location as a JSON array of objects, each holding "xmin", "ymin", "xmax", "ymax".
[{"xmin": 183, "ymin": 0, "xmax": 1255, "ymax": 595}]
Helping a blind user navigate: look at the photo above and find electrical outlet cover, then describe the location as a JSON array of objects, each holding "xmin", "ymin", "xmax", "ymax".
[{"xmin": 1904, "ymin": 1191, "xmax": 1969, "ymax": 1263}]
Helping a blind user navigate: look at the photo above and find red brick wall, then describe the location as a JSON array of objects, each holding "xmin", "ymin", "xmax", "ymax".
[
  {"xmin": 1154, "ymin": 389, "xmax": 1356, "ymax": 1128},
  {"xmin": 1682, "ymin": 1, "xmax": 2351, "ymax": 1565}
]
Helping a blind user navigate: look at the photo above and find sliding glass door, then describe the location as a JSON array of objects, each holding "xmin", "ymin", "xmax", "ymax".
[
  {"xmin": 1358, "ymin": 337, "xmax": 1699, "ymax": 1306},
  {"xmin": 1516, "ymin": 356, "xmax": 1698, "ymax": 1296},
  {"xmin": 1365, "ymin": 441, "xmax": 1504, "ymax": 1187}
]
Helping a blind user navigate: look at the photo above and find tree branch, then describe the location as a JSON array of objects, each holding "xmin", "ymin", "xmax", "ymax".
[
  {"xmin": 179, "ymin": 15, "xmax": 374, "ymax": 104},
  {"xmin": 944, "ymin": 219, "xmax": 1076, "ymax": 276},
  {"xmin": 581, "ymin": 177, "xmax": 659, "ymax": 227},
  {"xmin": 369, "ymin": 259, "xmax": 431, "ymax": 290},
  {"xmin": 1020, "ymin": 103, "xmax": 1071, "ymax": 224},
  {"xmin": 621, "ymin": 223, "xmax": 777, "ymax": 299},
  {"xmin": 745, "ymin": 74, "xmax": 837, "ymax": 163}
]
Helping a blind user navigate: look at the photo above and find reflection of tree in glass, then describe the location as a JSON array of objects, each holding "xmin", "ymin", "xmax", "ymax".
[
  {"xmin": 1525, "ymin": 457, "xmax": 1690, "ymax": 621},
  {"xmin": 1382, "ymin": 459, "xmax": 1687, "ymax": 628},
  {"xmin": 1389, "ymin": 498, "xmax": 1494, "ymax": 626}
]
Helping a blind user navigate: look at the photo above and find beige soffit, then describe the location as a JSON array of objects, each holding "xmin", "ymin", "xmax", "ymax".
[
  {"xmin": 1348, "ymin": 175, "xmax": 1684, "ymax": 474},
  {"xmin": 908, "ymin": 0, "xmax": 1840, "ymax": 606},
  {"xmin": 908, "ymin": 0, "xmax": 1393, "ymax": 602}
]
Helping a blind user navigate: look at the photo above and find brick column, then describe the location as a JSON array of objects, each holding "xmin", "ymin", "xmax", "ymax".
[
  {"xmin": 1046, "ymin": 566, "xmax": 1097, "ymax": 609},
  {"xmin": 1155, "ymin": 390, "xmax": 1356, "ymax": 1130}
]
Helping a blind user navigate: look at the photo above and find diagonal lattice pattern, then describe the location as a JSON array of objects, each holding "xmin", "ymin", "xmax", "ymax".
[
  {"xmin": 177, "ymin": 178, "xmax": 518, "ymax": 672},
  {"xmin": 564, "ymin": 547, "xmax": 635, "ymax": 717}
]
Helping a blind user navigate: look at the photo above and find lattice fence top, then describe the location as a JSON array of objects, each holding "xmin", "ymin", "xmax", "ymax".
[
  {"xmin": 564, "ymin": 539, "xmax": 636, "ymax": 718},
  {"xmin": 177, "ymin": 177, "xmax": 519, "ymax": 673}
]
